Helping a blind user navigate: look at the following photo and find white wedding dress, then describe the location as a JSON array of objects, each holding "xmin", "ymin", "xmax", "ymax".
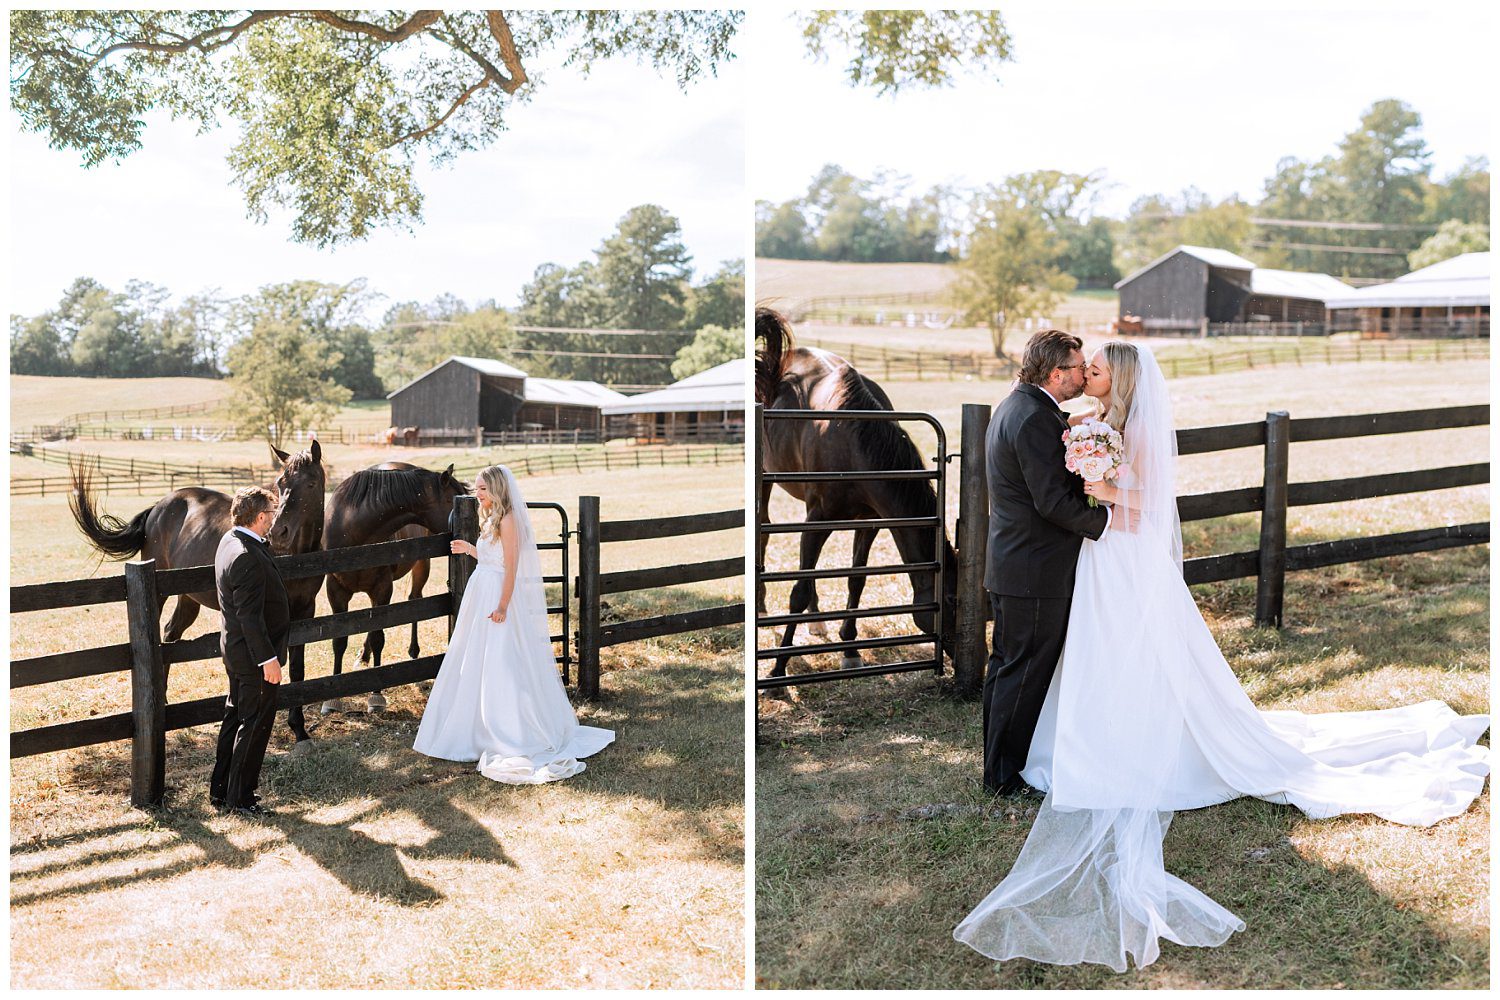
[
  {"xmin": 414, "ymin": 469, "xmax": 613, "ymax": 784},
  {"xmin": 955, "ymin": 346, "xmax": 1490, "ymax": 971}
]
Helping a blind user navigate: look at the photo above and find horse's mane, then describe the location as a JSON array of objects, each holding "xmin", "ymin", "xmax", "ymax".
[
  {"xmin": 333, "ymin": 466, "xmax": 454, "ymax": 513},
  {"xmin": 830, "ymin": 364, "xmax": 932, "ymax": 487}
]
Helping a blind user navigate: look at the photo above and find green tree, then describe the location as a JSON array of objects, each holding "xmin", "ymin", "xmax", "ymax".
[
  {"xmin": 375, "ymin": 298, "xmax": 516, "ymax": 392},
  {"xmin": 224, "ymin": 321, "xmax": 352, "ymax": 447},
  {"xmin": 671, "ymin": 325, "xmax": 741, "ymax": 380},
  {"xmin": 597, "ymin": 204, "xmax": 693, "ymax": 330},
  {"xmin": 1057, "ymin": 216, "xmax": 1119, "ymax": 288},
  {"xmin": 1408, "ymin": 220, "xmax": 1489, "ymax": 270},
  {"xmin": 10, "ymin": 313, "xmax": 71, "ymax": 375},
  {"xmin": 232, "ymin": 280, "xmax": 384, "ymax": 397},
  {"xmin": 798, "ymin": 10, "xmax": 1013, "ymax": 93},
  {"xmin": 952, "ymin": 189, "xmax": 1076, "ymax": 358},
  {"xmin": 686, "ymin": 260, "xmax": 746, "ymax": 332},
  {"xmin": 1423, "ymin": 156, "xmax": 1490, "ymax": 226},
  {"xmin": 755, "ymin": 200, "xmax": 813, "ymax": 259},
  {"xmin": 11, "ymin": 10, "xmax": 742, "ymax": 247}
]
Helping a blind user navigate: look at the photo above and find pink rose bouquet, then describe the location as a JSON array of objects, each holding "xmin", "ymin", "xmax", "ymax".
[{"xmin": 1062, "ymin": 418, "xmax": 1129, "ymax": 507}]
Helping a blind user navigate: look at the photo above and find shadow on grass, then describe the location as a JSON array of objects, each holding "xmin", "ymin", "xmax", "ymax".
[
  {"xmin": 13, "ymin": 644, "xmax": 743, "ymax": 909},
  {"xmin": 755, "ymin": 548, "xmax": 1489, "ymax": 988}
]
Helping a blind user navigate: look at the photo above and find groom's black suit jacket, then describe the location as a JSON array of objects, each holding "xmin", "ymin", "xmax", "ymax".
[
  {"xmin": 215, "ymin": 529, "xmax": 290, "ymax": 677},
  {"xmin": 984, "ymin": 382, "xmax": 1109, "ymax": 598}
]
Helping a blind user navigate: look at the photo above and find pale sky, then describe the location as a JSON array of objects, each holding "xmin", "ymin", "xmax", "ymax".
[
  {"xmin": 7, "ymin": 32, "xmax": 747, "ymax": 319},
  {"xmin": 748, "ymin": 3, "xmax": 1491, "ymax": 219}
]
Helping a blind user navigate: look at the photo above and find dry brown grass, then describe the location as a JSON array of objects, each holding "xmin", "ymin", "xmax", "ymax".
[
  {"xmin": 10, "ymin": 463, "xmax": 745, "ymax": 989},
  {"xmin": 755, "ymin": 361, "xmax": 1488, "ymax": 989}
]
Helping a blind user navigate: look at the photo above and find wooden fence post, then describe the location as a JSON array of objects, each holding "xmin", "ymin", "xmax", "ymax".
[
  {"xmin": 125, "ymin": 559, "xmax": 167, "ymax": 808},
  {"xmin": 577, "ymin": 496, "xmax": 602, "ymax": 700},
  {"xmin": 954, "ymin": 403, "xmax": 991, "ymax": 697},
  {"xmin": 448, "ymin": 494, "xmax": 478, "ymax": 638},
  {"xmin": 1255, "ymin": 411, "xmax": 1291, "ymax": 627}
]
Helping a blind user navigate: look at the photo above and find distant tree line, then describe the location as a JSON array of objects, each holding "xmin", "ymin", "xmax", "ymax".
[
  {"xmin": 758, "ymin": 100, "xmax": 1488, "ymax": 288},
  {"xmin": 10, "ymin": 204, "xmax": 745, "ymax": 397}
]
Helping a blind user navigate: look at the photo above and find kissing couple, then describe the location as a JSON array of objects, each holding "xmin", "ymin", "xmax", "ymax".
[{"xmin": 956, "ymin": 328, "xmax": 1490, "ymax": 970}]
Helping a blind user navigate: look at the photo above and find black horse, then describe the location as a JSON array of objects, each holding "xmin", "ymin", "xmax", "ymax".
[
  {"xmin": 319, "ymin": 463, "xmax": 470, "ymax": 713},
  {"xmin": 69, "ymin": 441, "xmax": 328, "ymax": 747},
  {"xmin": 756, "ymin": 306, "xmax": 958, "ymax": 678}
]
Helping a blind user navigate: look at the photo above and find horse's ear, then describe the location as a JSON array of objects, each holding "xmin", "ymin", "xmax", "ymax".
[
  {"xmin": 271, "ymin": 445, "xmax": 289, "ymax": 467},
  {"xmin": 310, "ymin": 438, "xmax": 322, "ymax": 463},
  {"xmin": 444, "ymin": 464, "xmax": 455, "ymax": 477}
]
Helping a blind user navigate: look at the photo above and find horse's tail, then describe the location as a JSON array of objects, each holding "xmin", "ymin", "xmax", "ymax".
[
  {"xmin": 68, "ymin": 459, "xmax": 151, "ymax": 559},
  {"xmin": 755, "ymin": 306, "xmax": 795, "ymax": 405}
]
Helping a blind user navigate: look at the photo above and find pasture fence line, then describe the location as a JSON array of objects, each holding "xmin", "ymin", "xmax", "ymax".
[
  {"xmin": 10, "ymin": 443, "xmax": 745, "ymax": 497},
  {"xmin": 574, "ymin": 497, "xmax": 744, "ymax": 700},
  {"xmin": 15, "ymin": 422, "xmax": 395, "ymax": 446},
  {"xmin": 9, "ymin": 496, "xmax": 573, "ymax": 807},
  {"xmin": 950, "ymin": 401, "xmax": 1489, "ymax": 693},
  {"xmin": 799, "ymin": 335, "xmax": 1489, "ymax": 384}
]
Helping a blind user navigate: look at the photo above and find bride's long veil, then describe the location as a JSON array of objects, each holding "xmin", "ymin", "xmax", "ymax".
[
  {"xmin": 498, "ymin": 467, "xmax": 561, "ymax": 678},
  {"xmin": 954, "ymin": 345, "xmax": 1244, "ymax": 970}
]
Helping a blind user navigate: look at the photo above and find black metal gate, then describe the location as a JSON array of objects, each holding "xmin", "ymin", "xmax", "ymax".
[
  {"xmin": 755, "ymin": 404, "xmax": 949, "ymax": 691},
  {"xmin": 529, "ymin": 501, "xmax": 573, "ymax": 684}
]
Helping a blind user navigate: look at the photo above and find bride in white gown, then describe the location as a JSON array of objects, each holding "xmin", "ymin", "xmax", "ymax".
[
  {"xmin": 414, "ymin": 465, "xmax": 613, "ymax": 784},
  {"xmin": 954, "ymin": 342, "xmax": 1489, "ymax": 971}
]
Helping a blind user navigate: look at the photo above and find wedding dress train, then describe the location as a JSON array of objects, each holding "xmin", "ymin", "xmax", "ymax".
[{"xmin": 954, "ymin": 347, "xmax": 1489, "ymax": 971}]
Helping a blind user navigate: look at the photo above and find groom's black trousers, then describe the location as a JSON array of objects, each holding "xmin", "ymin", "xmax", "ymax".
[
  {"xmin": 209, "ymin": 670, "xmax": 278, "ymax": 807},
  {"xmin": 983, "ymin": 591, "xmax": 1072, "ymax": 793}
]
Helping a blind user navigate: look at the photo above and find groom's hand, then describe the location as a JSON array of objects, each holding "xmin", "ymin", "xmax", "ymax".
[{"xmin": 262, "ymin": 658, "xmax": 282, "ymax": 684}]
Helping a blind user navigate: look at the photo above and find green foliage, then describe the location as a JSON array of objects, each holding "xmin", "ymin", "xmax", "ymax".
[
  {"xmin": 231, "ymin": 280, "xmax": 384, "ymax": 398},
  {"xmin": 685, "ymin": 259, "xmax": 746, "ymax": 332},
  {"xmin": 10, "ymin": 10, "xmax": 742, "ymax": 246},
  {"xmin": 597, "ymin": 204, "xmax": 693, "ymax": 330},
  {"xmin": 224, "ymin": 321, "xmax": 352, "ymax": 447},
  {"xmin": 798, "ymin": 10, "xmax": 1013, "ymax": 94},
  {"xmin": 1118, "ymin": 189, "xmax": 1255, "ymax": 275},
  {"xmin": 951, "ymin": 188, "xmax": 1077, "ymax": 357},
  {"xmin": 1407, "ymin": 220, "xmax": 1489, "ymax": 271},
  {"xmin": 8, "ymin": 276, "xmax": 223, "ymax": 377},
  {"xmin": 671, "ymin": 325, "xmax": 741, "ymax": 380},
  {"xmin": 755, "ymin": 165, "xmax": 955, "ymax": 263},
  {"xmin": 374, "ymin": 297, "xmax": 515, "ymax": 392}
]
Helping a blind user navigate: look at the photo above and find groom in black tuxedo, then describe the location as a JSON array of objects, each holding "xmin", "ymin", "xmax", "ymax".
[
  {"xmin": 209, "ymin": 486, "xmax": 290, "ymax": 816},
  {"xmin": 982, "ymin": 330, "xmax": 1113, "ymax": 795}
]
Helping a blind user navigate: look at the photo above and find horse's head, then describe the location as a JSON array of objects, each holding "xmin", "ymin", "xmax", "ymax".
[{"xmin": 268, "ymin": 439, "xmax": 327, "ymax": 555}]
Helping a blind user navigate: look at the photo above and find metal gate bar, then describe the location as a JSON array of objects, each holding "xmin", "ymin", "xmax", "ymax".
[
  {"xmin": 526, "ymin": 501, "xmax": 572, "ymax": 683},
  {"xmin": 755, "ymin": 405, "xmax": 949, "ymax": 691}
]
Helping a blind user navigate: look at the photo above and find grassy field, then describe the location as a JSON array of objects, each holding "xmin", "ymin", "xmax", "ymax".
[
  {"xmin": 10, "ymin": 463, "xmax": 746, "ymax": 989},
  {"xmin": 755, "ymin": 361, "xmax": 1489, "ymax": 988}
]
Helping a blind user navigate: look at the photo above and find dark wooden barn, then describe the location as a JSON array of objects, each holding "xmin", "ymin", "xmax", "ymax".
[
  {"xmin": 1115, "ymin": 245, "xmax": 1351, "ymax": 335},
  {"xmin": 386, "ymin": 356, "xmax": 630, "ymax": 444},
  {"xmin": 387, "ymin": 356, "xmax": 527, "ymax": 440}
]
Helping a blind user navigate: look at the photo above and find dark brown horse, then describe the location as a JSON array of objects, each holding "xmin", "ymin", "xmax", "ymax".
[
  {"xmin": 319, "ymin": 463, "xmax": 470, "ymax": 713},
  {"xmin": 69, "ymin": 441, "xmax": 328, "ymax": 746},
  {"xmin": 755, "ymin": 307, "xmax": 958, "ymax": 678}
]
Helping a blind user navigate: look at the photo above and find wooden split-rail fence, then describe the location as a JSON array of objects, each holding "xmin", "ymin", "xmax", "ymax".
[
  {"xmin": 11, "ymin": 491, "xmax": 743, "ymax": 806},
  {"xmin": 947, "ymin": 401, "xmax": 1490, "ymax": 692}
]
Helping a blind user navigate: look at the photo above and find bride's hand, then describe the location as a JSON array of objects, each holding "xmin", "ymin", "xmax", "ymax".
[
  {"xmin": 489, "ymin": 604, "xmax": 507, "ymax": 624},
  {"xmin": 1083, "ymin": 480, "xmax": 1120, "ymax": 505},
  {"xmin": 450, "ymin": 539, "xmax": 475, "ymax": 557}
]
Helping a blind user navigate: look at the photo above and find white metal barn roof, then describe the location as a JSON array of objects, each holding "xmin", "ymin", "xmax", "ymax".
[
  {"xmin": 1114, "ymin": 244, "xmax": 1259, "ymax": 288},
  {"xmin": 601, "ymin": 358, "xmax": 747, "ymax": 415},
  {"xmin": 1324, "ymin": 252, "xmax": 1491, "ymax": 309},
  {"xmin": 523, "ymin": 377, "xmax": 629, "ymax": 408},
  {"xmin": 1249, "ymin": 268, "xmax": 1355, "ymax": 300}
]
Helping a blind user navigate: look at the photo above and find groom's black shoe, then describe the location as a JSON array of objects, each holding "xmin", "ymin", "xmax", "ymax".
[{"xmin": 994, "ymin": 778, "xmax": 1043, "ymax": 799}]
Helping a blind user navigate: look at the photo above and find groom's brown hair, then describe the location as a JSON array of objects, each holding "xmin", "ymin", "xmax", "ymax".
[
  {"xmin": 1018, "ymin": 329, "xmax": 1083, "ymax": 386},
  {"xmin": 231, "ymin": 486, "xmax": 277, "ymax": 527}
]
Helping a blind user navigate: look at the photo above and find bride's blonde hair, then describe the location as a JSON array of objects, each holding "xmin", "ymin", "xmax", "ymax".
[
  {"xmin": 1097, "ymin": 341, "xmax": 1141, "ymax": 436},
  {"xmin": 477, "ymin": 465, "xmax": 513, "ymax": 540}
]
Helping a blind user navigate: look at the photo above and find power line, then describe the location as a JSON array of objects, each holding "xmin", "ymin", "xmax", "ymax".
[
  {"xmin": 512, "ymin": 325, "xmax": 696, "ymax": 337},
  {"xmin": 1250, "ymin": 216, "xmax": 1442, "ymax": 232},
  {"xmin": 503, "ymin": 347, "xmax": 678, "ymax": 360},
  {"xmin": 1248, "ymin": 240, "xmax": 1407, "ymax": 256}
]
